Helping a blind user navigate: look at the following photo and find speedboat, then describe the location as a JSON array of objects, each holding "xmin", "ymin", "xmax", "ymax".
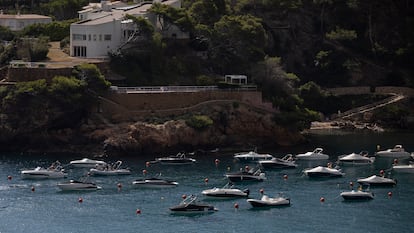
[
  {"xmin": 375, "ymin": 145, "xmax": 411, "ymax": 159},
  {"xmin": 234, "ymin": 149, "xmax": 274, "ymax": 162},
  {"xmin": 392, "ymin": 163, "xmax": 414, "ymax": 173},
  {"xmin": 70, "ymin": 158, "xmax": 107, "ymax": 168},
  {"xmin": 57, "ymin": 179, "xmax": 101, "ymax": 191},
  {"xmin": 247, "ymin": 194, "xmax": 291, "ymax": 207},
  {"xmin": 89, "ymin": 161, "xmax": 131, "ymax": 176},
  {"xmin": 357, "ymin": 175, "xmax": 396, "ymax": 186},
  {"xmin": 225, "ymin": 167, "xmax": 266, "ymax": 182},
  {"xmin": 154, "ymin": 152, "xmax": 196, "ymax": 165},
  {"xmin": 295, "ymin": 148, "xmax": 329, "ymax": 160},
  {"xmin": 21, "ymin": 162, "xmax": 67, "ymax": 179},
  {"xmin": 338, "ymin": 151, "xmax": 375, "ymax": 166},
  {"xmin": 340, "ymin": 190, "xmax": 374, "ymax": 200},
  {"xmin": 170, "ymin": 195, "xmax": 218, "ymax": 214},
  {"xmin": 303, "ymin": 165, "xmax": 344, "ymax": 178},
  {"xmin": 258, "ymin": 154, "xmax": 297, "ymax": 169},
  {"xmin": 132, "ymin": 178, "xmax": 178, "ymax": 188},
  {"xmin": 201, "ymin": 183, "xmax": 249, "ymax": 198}
]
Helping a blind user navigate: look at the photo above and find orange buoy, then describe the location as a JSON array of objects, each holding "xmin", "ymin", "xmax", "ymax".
[
  {"xmin": 136, "ymin": 209, "xmax": 141, "ymax": 215},
  {"xmin": 78, "ymin": 197, "xmax": 83, "ymax": 203},
  {"xmin": 234, "ymin": 203, "xmax": 239, "ymax": 209},
  {"xmin": 145, "ymin": 161, "xmax": 150, "ymax": 167},
  {"xmin": 283, "ymin": 174, "xmax": 288, "ymax": 180},
  {"xmin": 320, "ymin": 197, "xmax": 325, "ymax": 203},
  {"xmin": 388, "ymin": 191, "xmax": 393, "ymax": 198},
  {"xmin": 259, "ymin": 188, "xmax": 264, "ymax": 194},
  {"xmin": 31, "ymin": 186, "xmax": 35, "ymax": 192},
  {"xmin": 7, "ymin": 175, "xmax": 12, "ymax": 180}
]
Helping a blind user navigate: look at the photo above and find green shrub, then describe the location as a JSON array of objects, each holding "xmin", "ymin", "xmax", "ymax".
[{"xmin": 185, "ymin": 115, "xmax": 213, "ymax": 130}]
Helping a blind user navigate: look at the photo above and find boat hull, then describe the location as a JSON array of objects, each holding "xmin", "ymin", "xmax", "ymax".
[
  {"xmin": 247, "ymin": 198, "xmax": 290, "ymax": 207},
  {"xmin": 392, "ymin": 165, "xmax": 414, "ymax": 173},
  {"xmin": 202, "ymin": 189, "xmax": 248, "ymax": 198},
  {"xmin": 226, "ymin": 175, "xmax": 265, "ymax": 182},
  {"xmin": 89, "ymin": 169, "xmax": 131, "ymax": 176},
  {"xmin": 132, "ymin": 179, "xmax": 178, "ymax": 188},
  {"xmin": 57, "ymin": 180, "xmax": 101, "ymax": 191},
  {"xmin": 21, "ymin": 171, "xmax": 67, "ymax": 179},
  {"xmin": 341, "ymin": 191, "xmax": 374, "ymax": 200},
  {"xmin": 305, "ymin": 172, "xmax": 344, "ymax": 178}
]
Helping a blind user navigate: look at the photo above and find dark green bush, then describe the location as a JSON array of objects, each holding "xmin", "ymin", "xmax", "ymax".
[{"xmin": 185, "ymin": 115, "xmax": 213, "ymax": 130}]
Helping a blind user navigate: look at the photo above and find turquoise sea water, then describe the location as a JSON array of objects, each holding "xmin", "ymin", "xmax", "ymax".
[{"xmin": 1, "ymin": 131, "xmax": 413, "ymax": 233}]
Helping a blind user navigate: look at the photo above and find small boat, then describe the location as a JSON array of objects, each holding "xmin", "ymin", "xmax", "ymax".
[
  {"xmin": 375, "ymin": 145, "xmax": 411, "ymax": 159},
  {"xmin": 154, "ymin": 152, "xmax": 196, "ymax": 165},
  {"xmin": 357, "ymin": 175, "xmax": 396, "ymax": 186},
  {"xmin": 295, "ymin": 148, "xmax": 329, "ymax": 160},
  {"xmin": 392, "ymin": 163, "xmax": 414, "ymax": 173},
  {"xmin": 234, "ymin": 149, "xmax": 274, "ymax": 162},
  {"xmin": 170, "ymin": 195, "xmax": 218, "ymax": 214},
  {"xmin": 132, "ymin": 178, "xmax": 178, "ymax": 188},
  {"xmin": 201, "ymin": 183, "xmax": 249, "ymax": 198},
  {"xmin": 57, "ymin": 179, "xmax": 101, "ymax": 191},
  {"xmin": 70, "ymin": 158, "xmax": 107, "ymax": 168},
  {"xmin": 340, "ymin": 190, "xmax": 374, "ymax": 200},
  {"xmin": 89, "ymin": 161, "xmax": 131, "ymax": 176},
  {"xmin": 258, "ymin": 154, "xmax": 297, "ymax": 169},
  {"xmin": 338, "ymin": 151, "xmax": 375, "ymax": 166},
  {"xmin": 225, "ymin": 167, "xmax": 266, "ymax": 182},
  {"xmin": 21, "ymin": 162, "xmax": 67, "ymax": 179},
  {"xmin": 303, "ymin": 165, "xmax": 344, "ymax": 178},
  {"xmin": 247, "ymin": 194, "xmax": 291, "ymax": 207}
]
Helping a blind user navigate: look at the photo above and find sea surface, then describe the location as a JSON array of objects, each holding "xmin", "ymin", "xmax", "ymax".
[{"xmin": 1, "ymin": 131, "xmax": 413, "ymax": 233}]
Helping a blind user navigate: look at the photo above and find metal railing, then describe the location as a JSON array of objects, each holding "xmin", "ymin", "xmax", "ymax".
[{"xmin": 112, "ymin": 85, "xmax": 258, "ymax": 93}]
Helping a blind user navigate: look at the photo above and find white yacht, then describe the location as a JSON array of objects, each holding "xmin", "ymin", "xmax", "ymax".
[
  {"xmin": 295, "ymin": 148, "xmax": 329, "ymax": 160},
  {"xmin": 303, "ymin": 166, "xmax": 344, "ymax": 178},
  {"xmin": 338, "ymin": 152, "xmax": 375, "ymax": 166},
  {"xmin": 340, "ymin": 190, "xmax": 374, "ymax": 200},
  {"xmin": 234, "ymin": 150, "xmax": 274, "ymax": 162},
  {"xmin": 154, "ymin": 152, "xmax": 196, "ymax": 165},
  {"xmin": 258, "ymin": 154, "xmax": 298, "ymax": 169},
  {"xmin": 392, "ymin": 162, "xmax": 414, "ymax": 173},
  {"xmin": 70, "ymin": 158, "xmax": 107, "ymax": 168},
  {"xmin": 375, "ymin": 145, "xmax": 411, "ymax": 159},
  {"xmin": 201, "ymin": 183, "xmax": 249, "ymax": 198},
  {"xmin": 89, "ymin": 161, "xmax": 131, "ymax": 176},
  {"xmin": 57, "ymin": 179, "xmax": 101, "ymax": 191},
  {"xmin": 132, "ymin": 178, "xmax": 178, "ymax": 188},
  {"xmin": 21, "ymin": 166, "xmax": 67, "ymax": 179},
  {"xmin": 247, "ymin": 194, "xmax": 291, "ymax": 207},
  {"xmin": 357, "ymin": 175, "xmax": 396, "ymax": 186}
]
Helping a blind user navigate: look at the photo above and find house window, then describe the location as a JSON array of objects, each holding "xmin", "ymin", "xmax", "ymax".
[
  {"xmin": 99, "ymin": 34, "xmax": 102, "ymax": 41},
  {"xmin": 88, "ymin": 34, "xmax": 91, "ymax": 41},
  {"xmin": 73, "ymin": 46, "xmax": 87, "ymax": 57},
  {"xmin": 73, "ymin": 34, "xmax": 86, "ymax": 41},
  {"xmin": 104, "ymin": 34, "xmax": 111, "ymax": 41},
  {"xmin": 93, "ymin": 34, "xmax": 96, "ymax": 41}
]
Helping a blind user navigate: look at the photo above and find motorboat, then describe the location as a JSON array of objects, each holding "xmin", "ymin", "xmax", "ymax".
[
  {"xmin": 201, "ymin": 183, "xmax": 249, "ymax": 198},
  {"xmin": 154, "ymin": 152, "xmax": 196, "ymax": 165},
  {"xmin": 392, "ymin": 163, "xmax": 414, "ymax": 173},
  {"xmin": 234, "ymin": 149, "xmax": 274, "ymax": 162},
  {"xmin": 295, "ymin": 148, "xmax": 329, "ymax": 160},
  {"xmin": 69, "ymin": 158, "xmax": 107, "ymax": 168},
  {"xmin": 225, "ymin": 167, "xmax": 266, "ymax": 182},
  {"xmin": 303, "ymin": 165, "xmax": 344, "ymax": 178},
  {"xmin": 338, "ymin": 151, "xmax": 375, "ymax": 166},
  {"xmin": 357, "ymin": 175, "xmax": 396, "ymax": 186},
  {"xmin": 132, "ymin": 178, "xmax": 178, "ymax": 188},
  {"xmin": 375, "ymin": 145, "xmax": 411, "ymax": 159},
  {"xmin": 169, "ymin": 195, "xmax": 218, "ymax": 214},
  {"xmin": 57, "ymin": 179, "xmax": 101, "ymax": 191},
  {"xmin": 340, "ymin": 190, "xmax": 374, "ymax": 200},
  {"xmin": 258, "ymin": 154, "xmax": 297, "ymax": 169},
  {"xmin": 89, "ymin": 161, "xmax": 131, "ymax": 176},
  {"xmin": 247, "ymin": 194, "xmax": 291, "ymax": 207},
  {"xmin": 21, "ymin": 162, "xmax": 67, "ymax": 179}
]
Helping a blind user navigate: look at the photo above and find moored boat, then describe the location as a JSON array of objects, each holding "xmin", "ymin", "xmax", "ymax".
[
  {"xmin": 392, "ymin": 163, "xmax": 414, "ymax": 173},
  {"xmin": 57, "ymin": 179, "xmax": 101, "ymax": 191},
  {"xmin": 132, "ymin": 178, "xmax": 178, "ymax": 188},
  {"xmin": 225, "ymin": 167, "xmax": 266, "ymax": 182},
  {"xmin": 247, "ymin": 194, "xmax": 291, "ymax": 207},
  {"xmin": 154, "ymin": 152, "xmax": 196, "ymax": 165},
  {"xmin": 234, "ymin": 149, "xmax": 274, "ymax": 162},
  {"xmin": 89, "ymin": 161, "xmax": 131, "ymax": 176},
  {"xmin": 340, "ymin": 190, "xmax": 374, "ymax": 200},
  {"xmin": 357, "ymin": 175, "xmax": 396, "ymax": 186},
  {"xmin": 70, "ymin": 158, "xmax": 107, "ymax": 168},
  {"xmin": 21, "ymin": 162, "xmax": 67, "ymax": 179},
  {"xmin": 201, "ymin": 183, "xmax": 249, "ymax": 198},
  {"xmin": 303, "ymin": 165, "xmax": 344, "ymax": 178},
  {"xmin": 338, "ymin": 151, "xmax": 375, "ymax": 166},
  {"xmin": 295, "ymin": 148, "xmax": 329, "ymax": 160},
  {"xmin": 258, "ymin": 154, "xmax": 297, "ymax": 169},
  {"xmin": 169, "ymin": 195, "xmax": 218, "ymax": 214},
  {"xmin": 375, "ymin": 145, "xmax": 411, "ymax": 159}
]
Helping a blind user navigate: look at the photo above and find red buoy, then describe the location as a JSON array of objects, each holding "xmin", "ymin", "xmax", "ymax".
[
  {"xmin": 145, "ymin": 161, "xmax": 150, "ymax": 167},
  {"xmin": 31, "ymin": 186, "xmax": 35, "ymax": 192},
  {"xmin": 181, "ymin": 194, "xmax": 187, "ymax": 199},
  {"xmin": 320, "ymin": 197, "xmax": 325, "ymax": 203},
  {"xmin": 393, "ymin": 159, "xmax": 398, "ymax": 165},
  {"xmin": 136, "ymin": 209, "xmax": 141, "ymax": 215},
  {"xmin": 78, "ymin": 197, "xmax": 83, "ymax": 203},
  {"xmin": 259, "ymin": 188, "xmax": 264, "ymax": 195},
  {"xmin": 349, "ymin": 181, "xmax": 354, "ymax": 188},
  {"xmin": 380, "ymin": 170, "xmax": 385, "ymax": 176},
  {"xmin": 245, "ymin": 165, "xmax": 249, "ymax": 171},
  {"xmin": 117, "ymin": 183, "xmax": 122, "ymax": 190},
  {"xmin": 142, "ymin": 169, "xmax": 147, "ymax": 175},
  {"xmin": 215, "ymin": 159, "xmax": 220, "ymax": 166},
  {"xmin": 283, "ymin": 174, "xmax": 288, "ymax": 180},
  {"xmin": 234, "ymin": 203, "xmax": 239, "ymax": 209},
  {"xmin": 204, "ymin": 178, "xmax": 209, "ymax": 184},
  {"xmin": 7, "ymin": 175, "xmax": 12, "ymax": 180},
  {"xmin": 388, "ymin": 191, "xmax": 393, "ymax": 198}
]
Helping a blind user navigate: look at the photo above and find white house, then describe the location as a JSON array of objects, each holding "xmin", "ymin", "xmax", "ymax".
[
  {"xmin": 70, "ymin": 0, "xmax": 186, "ymax": 58},
  {"xmin": 0, "ymin": 11, "xmax": 52, "ymax": 31}
]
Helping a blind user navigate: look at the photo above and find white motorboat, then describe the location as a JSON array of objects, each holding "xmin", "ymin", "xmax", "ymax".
[
  {"xmin": 234, "ymin": 149, "xmax": 274, "ymax": 162},
  {"xmin": 21, "ymin": 161, "xmax": 67, "ymax": 179},
  {"xmin": 295, "ymin": 148, "xmax": 329, "ymax": 160},
  {"xmin": 201, "ymin": 183, "xmax": 249, "ymax": 198},
  {"xmin": 70, "ymin": 158, "xmax": 107, "ymax": 168},
  {"xmin": 258, "ymin": 154, "xmax": 297, "ymax": 169},
  {"xmin": 247, "ymin": 194, "xmax": 291, "ymax": 207},
  {"xmin": 154, "ymin": 152, "xmax": 196, "ymax": 165},
  {"xmin": 225, "ymin": 167, "xmax": 266, "ymax": 182},
  {"xmin": 89, "ymin": 161, "xmax": 131, "ymax": 176},
  {"xmin": 132, "ymin": 178, "xmax": 178, "ymax": 188},
  {"xmin": 340, "ymin": 190, "xmax": 374, "ymax": 200},
  {"xmin": 338, "ymin": 152, "xmax": 375, "ymax": 166},
  {"xmin": 375, "ymin": 145, "xmax": 411, "ymax": 159},
  {"xmin": 170, "ymin": 195, "xmax": 218, "ymax": 214},
  {"xmin": 357, "ymin": 175, "xmax": 396, "ymax": 186},
  {"xmin": 57, "ymin": 179, "xmax": 101, "ymax": 191},
  {"xmin": 392, "ymin": 163, "xmax": 414, "ymax": 173},
  {"xmin": 303, "ymin": 165, "xmax": 344, "ymax": 178}
]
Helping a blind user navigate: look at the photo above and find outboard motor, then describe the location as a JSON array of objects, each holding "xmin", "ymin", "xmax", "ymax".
[{"xmin": 243, "ymin": 189, "xmax": 250, "ymax": 196}]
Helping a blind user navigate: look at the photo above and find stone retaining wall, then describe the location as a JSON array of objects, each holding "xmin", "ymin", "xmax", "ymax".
[{"xmin": 327, "ymin": 86, "xmax": 414, "ymax": 96}]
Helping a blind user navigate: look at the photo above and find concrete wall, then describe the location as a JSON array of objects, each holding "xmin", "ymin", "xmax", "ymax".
[
  {"xmin": 327, "ymin": 86, "xmax": 414, "ymax": 96},
  {"xmin": 7, "ymin": 67, "xmax": 73, "ymax": 82}
]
